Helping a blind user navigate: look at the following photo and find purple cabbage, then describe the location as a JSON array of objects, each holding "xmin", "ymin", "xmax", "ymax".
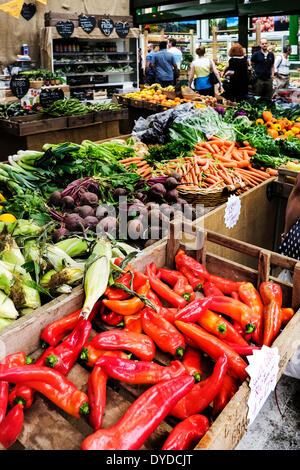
[
  {"xmin": 234, "ymin": 110, "xmax": 248, "ymax": 118},
  {"xmin": 214, "ymin": 106, "xmax": 226, "ymax": 116}
]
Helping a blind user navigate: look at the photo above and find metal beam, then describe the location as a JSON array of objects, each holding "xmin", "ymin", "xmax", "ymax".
[
  {"xmin": 132, "ymin": 0, "xmax": 195, "ymax": 9},
  {"xmin": 134, "ymin": 1, "xmax": 238, "ymax": 25},
  {"xmin": 238, "ymin": 0, "xmax": 300, "ymax": 16}
]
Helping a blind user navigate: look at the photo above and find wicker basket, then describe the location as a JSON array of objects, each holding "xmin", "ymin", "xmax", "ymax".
[{"xmin": 178, "ymin": 185, "xmax": 239, "ymax": 207}]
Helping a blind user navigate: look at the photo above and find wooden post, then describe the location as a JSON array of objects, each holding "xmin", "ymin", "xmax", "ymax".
[
  {"xmin": 256, "ymin": 22, "xmax": 261, "ymax": 46},
  {"xmin": 165, "ymin": 220, "xmax": 180, "ymax": 269},
  {"xmin": 212, "ymin": 26, "xmax": 217, "ymax": 61},
  {"xmin": 257, "ymin": 249, "xmax": 271, "ymax": 287},
  {"xmin": 292, "ymin": 262, "xmax": 300, "ymax": 310},
  {"xmin": 189, "ymin": 29, "xmax": 194, "ymax": 56},
  {"xmin": 144, "ymin": 29, "xmax": 148, "ymax": 73}
]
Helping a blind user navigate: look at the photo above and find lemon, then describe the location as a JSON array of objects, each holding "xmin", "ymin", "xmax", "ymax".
[{"xmin": 0, "ymin": 214, "xmax": 16, "ymax": 223}]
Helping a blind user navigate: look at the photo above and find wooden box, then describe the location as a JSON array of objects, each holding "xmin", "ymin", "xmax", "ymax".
[
  {"xmin": 93, "ymin": 108, "xmax": 128, "ymax": 123},
  {"xmin": 1, "ymin": 221, "xmax": 299, "ymax": 450}
]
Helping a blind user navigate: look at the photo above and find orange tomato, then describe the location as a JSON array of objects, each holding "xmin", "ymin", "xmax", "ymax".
[{"xmin": 262, "ymin": 111, "xmax": 273, "ymax": 122}]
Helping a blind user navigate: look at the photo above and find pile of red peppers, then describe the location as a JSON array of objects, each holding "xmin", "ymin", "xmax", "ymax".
[{"xmin": 0, "ymin": 250, "xmax": 294, "ymax": 450}]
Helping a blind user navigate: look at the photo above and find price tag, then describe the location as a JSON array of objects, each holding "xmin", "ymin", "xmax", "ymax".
[
  {"xmin": 79, "ymin": 15, "xmax": 96, "ymax": 34},
  {"xmin": 10, "ymin": 75, "xmax": 30, "ymax": 99},
  {"xmin": 246, "ymin": 345, "xmax": 280, "ymax": 425},
  {"xmin": 56, "ymin": 20, "xmax": 75, "ymax": 39},
  {"xmin": 224, "ymin": 194, "xmax": 241, "ymax": 229},
  {"xmin": 98, "ymin": 18, "xmax": 114, "ymax": 37}
]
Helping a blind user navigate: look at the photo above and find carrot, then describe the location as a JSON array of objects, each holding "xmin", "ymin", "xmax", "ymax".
[
  {"xmin": 190, "ymin": 166, "xmax": 198, "ymax": 185},
  {"xmin": 266, "ymin": 168, "xmax": 278, "ymax": 176},
  {"xmin": 223, "ymin": 161, "xmax": 238, "ymax": 168},
  {"xmin": 119, "ymin": 156, "xmax": 144, "ymax": 163},
  {"xmin": 236, "ymin": 160, "xmax": 251, "ymax": 168},
  {"xmin": 223, "ymin": 143, "xmax": 235, "ymax": 157}
]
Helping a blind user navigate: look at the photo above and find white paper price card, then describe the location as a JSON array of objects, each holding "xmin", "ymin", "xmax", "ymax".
[
  {"xmin": 246, "ymin": 345, "xmax": 280, "ymax": 425},
  {"xmin": 224, "ymin": 194, "xmax": 241, "ymax": 229}
]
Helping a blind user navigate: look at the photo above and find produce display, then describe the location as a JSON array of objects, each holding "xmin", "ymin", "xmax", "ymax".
[{"xmin": 0, "ymin": 247, "xmax": 294, "ymax": 449}]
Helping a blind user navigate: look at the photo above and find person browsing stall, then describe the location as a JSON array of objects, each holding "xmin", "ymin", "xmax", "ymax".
[
  {"xmin": 145, "ymin": 43, "xmax": 156, "ymax": 85},
  {"xmin": 222, "ymin": 43, "xmax": 249, "ymax": 102},
  {"xmin": 151, "ymin": 41, "xmax": 179, "ymax": 87},
  {"xmin": 167, "ymin": 38, "xmax": 183, "ymax": 69},
  {"xmin": 188, "ymin": 46, "xmax": 221, "ymax": 96},
  {"xmin": 251, "ymin": 38, "xmax": 275, "ymax": 99},
  {"xmin": 274, "ymin": 46, "xmax": 291, "ymax": 91}
]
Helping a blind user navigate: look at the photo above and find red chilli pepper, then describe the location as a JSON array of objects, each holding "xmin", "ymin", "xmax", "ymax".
[
  {"xmin": 146, "ymin": 288, "xmax": 163, "ymax": 308},
  {"xmin": 209, "ymin": 296, "xmax": 256, "ymax": 334},
  {"xmin": 281, "ymin": 308, "xmax": 295, "ymax": 325},
  {"xmin": 222, "ymin": 341, "xmax": 261, "ymax": 355},
  {"xmin": 141, "ymin": 307, "xmax": 185, "ymax": 358},
  {"xmin": 80, "ymin": 342, "xmax": 129, "ymax": 367},
  {"xmin": 91, "ymin": 329, "xmax": 155, "ymax": 361},
  {"xmin": 0, "ymin": 352, "xmax": 27, "ymax": 423},
  {"xmin": 0, "ymin": 366, "xmax": 89, "ymax": 418},
  {"xmin": 197, "ymin": 309, "xmax": 249, "ymax": 346},
  {"xmin": 124, "ymin": 313, "xmax": 143, "ymax": 334},
  {"xmin": 88, "ymin": 365, "xmax": 107, "ymax": 432},
  {"xmin": 238, "ymin": 282, "xmax": 264, "ymax": 345},
  {"xmin": 102, "ymin": 282, "xmax": 150, "ymax": 316},
  {"xmin": 175, "ymin": 249, "xmax": 210, "ymax": 281},
  {"xmin": 95, "ymin": 356, "xmax": 186, "ymax": 384},
  {"xmin": 0, "ymin": 404, "xmax": 24, "ymax": 449},
  {"xmin": 232, "ymin": 321, "xmax": 252, "ymax": 342},
  {"xmin": 175, "ymin": 321, "xmax": 248, "ymax": 382},
  {"xmin": 157, "ymin": 268, "xmax": 195, "ymax": 301},
  {"xmin": 179, "ymin": 266, "xmax": 204, "ymax": 291},
  {"xmin": 145, "ymin": 265, "xmax": 187, "ymax": 309},
  {"xmin": 161, "ymin": 414, "xmax": 210, "ymax": 450},
  {"xmin": 174, "ymin": 296, "xmax": 213, "ymax": 323},
  {"xmin": 169, "ymin": 354, "xmax": 228, "ymax": 419},
  {"xmin": 202, "ymin": 281, "xmax": 224, "ymax": 297},
  {"xmin": 181, "ymin": 347, "xmax": 203, "ymax": 382},
  {"xmin": 44, "ymin": 318, "xmax": 92, "ymax": 375},
  {"xmin": 40, "ymin": 301, "xmax": 100, "ymax": 348},
  {"xmin": 104, "ymin": 271, "xmax": 149, "ymax": 301},
  {"xmin": 260, "ymin": 282, "xmax": 283, "ymax": 346},
  {"xmin": 207, "ymin": 274, "xmax": 243, "ymax": 295},
  {"xmin": 212, "ymin": 374, "xmax": 239, "ymax": 417},
  {"xmin": 81, "ymin": 375, "xmax": 195, "ymax": 450}
]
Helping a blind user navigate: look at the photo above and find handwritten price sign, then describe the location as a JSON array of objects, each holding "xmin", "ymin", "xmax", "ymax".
[
  {"xmin": 246, "ymin": 345, "xmax": 280, "ymax": 425},
  {"xmin": 224, "ymin": 194, "xmax": 241, "ymax": 229}
]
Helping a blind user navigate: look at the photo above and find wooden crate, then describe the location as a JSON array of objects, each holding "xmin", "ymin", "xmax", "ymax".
[
  {"xmin": 0, "ymin": 115, "xmax": 69, "ymax": 137},
  {"xmin": 93, "ymin": 108, "xmax": 128, "ymax": 123},
  {"xmin": 1, "ymin": 222, "xmax": 300, "ymax": 450},
  {"xmin": 67, "ymin": 112, "xmax": 94, "ymax": 128}
]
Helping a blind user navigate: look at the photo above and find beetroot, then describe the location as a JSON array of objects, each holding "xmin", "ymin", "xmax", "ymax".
[
  {"xmin": 64, "ymin": 213, "xmax": 84, "ymax": 231},
  {"xmin": 49, "ymin": 191, "xmax": 62, "ymax": 207},
  {"xmin": 80, "ymin": 192, "xmax": 99, "ymax": 207},
  {"xmin": 77, "ymin": 205, "xmax": 95, "ymax": 219},
  {"xmin": 83, "ymin": 216, "xmax": 99, "ymax": 231},
  {"xmin": 52, "ymin": 226, "xmax": 70, "ymax": 243},
  {"xmin": 61, "ymin": 196, "xmax": 75, "ymax": 211}
]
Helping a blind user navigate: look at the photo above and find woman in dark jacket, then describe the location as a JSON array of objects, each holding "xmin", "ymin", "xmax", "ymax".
[{"xmin": 222, "ymin": 43, "xmax": 249, "ymax": 102}]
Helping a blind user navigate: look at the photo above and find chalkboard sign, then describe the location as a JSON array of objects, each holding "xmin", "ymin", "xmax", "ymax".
[
  {"xmin": 10, "ymin": 75, "xmax": 30, "ymax": 99},
  {"xmin": 115, "ymin": 21, "xmax": 130, "ymax": 39},
  {"xmin": 98, "ymin": 18, "xmax": 114, "ymax": 37},
  {"xmin": 56, "ymin": 21, "xmax": 75, "ymax": 39},
  {"xmin": 39, "ymin": 88, "xmax": 65, "ymax": 108},
  {"xmin": 79, "ymin": 15, "xmax": 96, "ymax": 34},
  {"xmin": 21, "ymin": 3, "xmax": 36, "ymax": 21}
]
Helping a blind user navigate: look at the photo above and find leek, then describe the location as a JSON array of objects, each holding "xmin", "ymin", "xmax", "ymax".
[
  {"xmin": 0, "ymin": 290, "xmax": 18, "ymax": 319},
  {"xmin": 81, "ymin": 238, "xmax": 112, "ymax": 319}
]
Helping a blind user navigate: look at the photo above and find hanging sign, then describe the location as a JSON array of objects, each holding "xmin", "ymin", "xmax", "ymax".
[
  {"xmin": 224, "ymin": 194, "xmax": 241, "ymax": 229},
  {"xmin": 56, "ymin": 20, "xmax": 74, "ymax": 39},
  {"xmin": 39, "ymin": 87, "xmax": 64, "ymax": 107},
  {"xmin": 10, "ymin": 74, "xmax": 30, "ymax": 98},
  {"xmin": 98, "ymin": 18, "xmax": 114, "ymax": 37},
  {"xmin": 79, "ymin": 14, "xmax": 96, "ymax": 34},
  {"xmin": 21, "ymin": 2, "xmax": 36, "ymax": 21},
  {"xmin": 115, "ymin": 21, "xmax": 130, "ymax": 38},
  {"xmin": 246, "ymin": 345, "xmax": 280, "ymax": 425},
  {"xmin": 0, "ymin": 0, "xmax": 23, "ymax": 18}
]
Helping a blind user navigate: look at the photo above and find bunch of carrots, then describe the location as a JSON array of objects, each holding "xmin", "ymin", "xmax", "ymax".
[
  {"xmin": 118, "ymin": 155, "xmax": 154, "ymax": 179},
  {"xmin": 155, "ymin": 137, "xmax": 277, "ymax": 191}
]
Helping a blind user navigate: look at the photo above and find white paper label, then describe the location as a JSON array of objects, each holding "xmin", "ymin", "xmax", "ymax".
[
  {"xmin": 224, "ymin": 194, "xmax": 241, "ymax": 229},
  {"xmin": 246, "ymin": 345, "xmax": 280, "ymax": 425},
  {"xmin": 291, "ymin": 45, "xmax": 298, "ymax": 55}
]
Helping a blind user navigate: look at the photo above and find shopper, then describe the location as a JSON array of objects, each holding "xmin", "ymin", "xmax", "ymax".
[
  {"xmin": 188, "ymin": 46, "xmax": 221, "ymax": 96},
  {"xmin": 222, "ymin": 43, "xmax": 249, "ymax": 102},
  {"xmin": 167, "ymin": 38, "xmax": 183, "ymax": 69},
  {"xmin": 279, "ymin": 172, "xmax": 300, "ymax": 261},
  {"xmin": 274, "ymin": 46, "xmax": 291, "ymax": 91},
  {"xmin": 151, "ymin": 41, "xmax": 179, "ymax": 88},
  {"xmin": 145, "ymin": 43, "xmax": 156, "ymax": 85},
  {"xmin": 138, "ymin": 48, "xmax": 145, "ymax": 85},
  {"xmin": 250, "ymin": 38, "xmax": 275, "ymax": 99}
]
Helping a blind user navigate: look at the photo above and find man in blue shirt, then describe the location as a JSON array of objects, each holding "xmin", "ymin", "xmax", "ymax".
[
  {"xmin": 151, "ymin": 41, "xmax": 179, "ymax": 87},
  {"xmin": 145, "ymin": 43, "xmax": 156, "ymax": 85},
  {"xmin": 167, "ymin": 38, "xmax": 182, "ymax": 70},
  {"xmin": 251, "ymin": 38, "xmax": 275, "ymax": 99}
]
